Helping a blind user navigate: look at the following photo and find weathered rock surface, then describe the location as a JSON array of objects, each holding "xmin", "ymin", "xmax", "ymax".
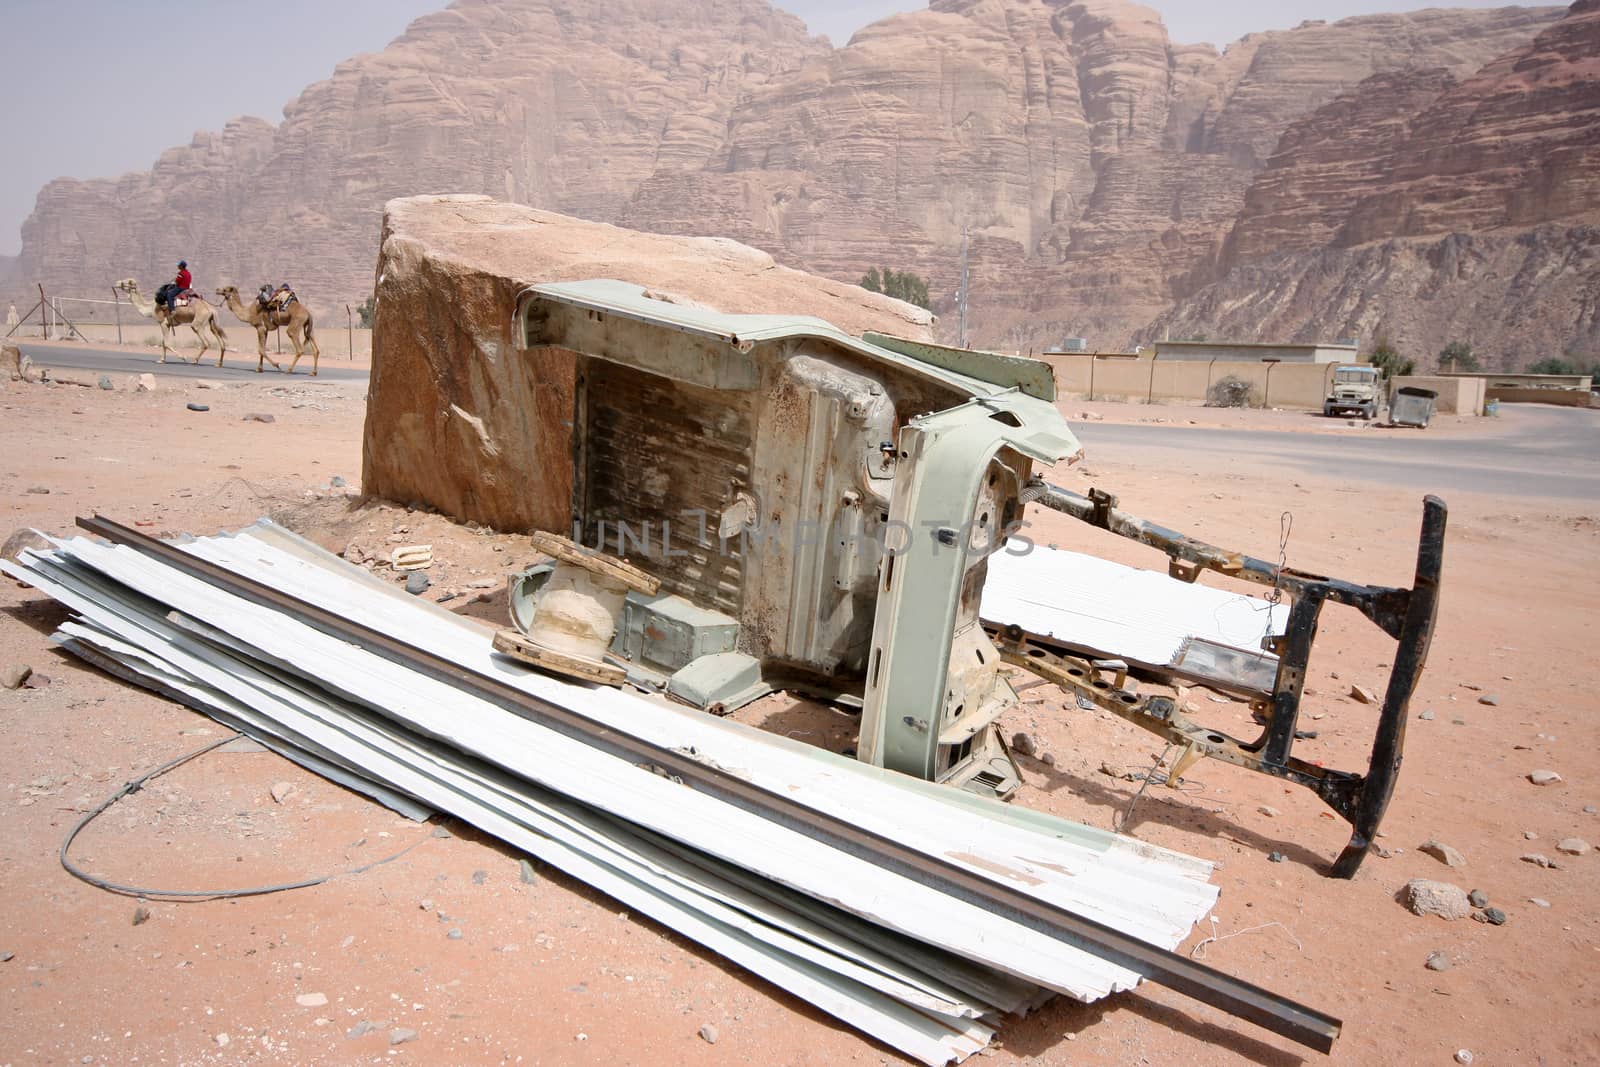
[
  {"xmin": 1404, "ymin": 878, "xmax": 1472, "ymax": 921},
  {"xmin": 9, "ymin": 0, "xmax": 1570, "ymax": 362},
  {"xmin": 361, "ymin": 195, "xmax": 931, "ymax": 531}
]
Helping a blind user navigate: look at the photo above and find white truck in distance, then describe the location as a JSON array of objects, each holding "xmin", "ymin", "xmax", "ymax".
[{"xmin": 1324, "ymin": 365, "xmax": 1381, "ymax": 419}]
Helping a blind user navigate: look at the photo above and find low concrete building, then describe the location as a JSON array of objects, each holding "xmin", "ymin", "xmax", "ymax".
[{"xmin": 1153, "ymin": 340, "xmax": 1361, "ymax": 364}]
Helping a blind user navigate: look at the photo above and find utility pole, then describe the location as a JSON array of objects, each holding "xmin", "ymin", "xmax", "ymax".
[{"xmin": 957, "ymin": 225, "xmax": 970, "ymax": 349}]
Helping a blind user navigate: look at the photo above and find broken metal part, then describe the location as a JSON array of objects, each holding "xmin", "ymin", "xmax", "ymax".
[
  {"xmin": 77, "ymin": 513, "xmax": 1341, "ymax": 1054},
  {"xmin": 1026, "ymin": 486, "xmax": 1447, "ymax": 877}
]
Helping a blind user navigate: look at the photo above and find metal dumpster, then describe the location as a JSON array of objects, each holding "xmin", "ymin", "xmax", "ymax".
[{"xmin": 1390, "ymin": 386, "xmax": 1438, "ymax": 428}]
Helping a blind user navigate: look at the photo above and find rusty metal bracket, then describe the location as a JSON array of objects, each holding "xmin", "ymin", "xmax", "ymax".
[{"xmin": 1027, "ymin": 487, "xmax": 1447, "ymax": 878}]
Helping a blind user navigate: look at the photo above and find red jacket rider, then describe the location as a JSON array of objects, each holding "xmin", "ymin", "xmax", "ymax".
[{"xmin": 174, "ymin": 261, "xmax": 192, "ymax": 293}]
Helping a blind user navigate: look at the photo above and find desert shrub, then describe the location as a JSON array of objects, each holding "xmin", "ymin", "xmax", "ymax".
[
  {"xmin": 1206, "ymin": 375, "xmax": 1256, "ymax": 408},
  {"xmin": 860, "ymin": 267, "xmax": 931, "ymax": 310},
  {"xmin": 356, "ymin": 294, "xmax": 376, "ymax": 328}
]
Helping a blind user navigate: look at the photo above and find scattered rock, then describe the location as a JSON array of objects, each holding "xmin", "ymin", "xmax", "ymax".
[
  {"xmin": 134, "ymin": 374, "xmax": 156, "ymax": 392},
  {"xmin": 1257, "ymin": 805, "xmax": 1280, "ymax": 818},
  {"xmin": 24, "ymin": 486, "xmax": 49, "ymax": 495},
  {"xmin": 1040, "ymin": 752, "xmax": 1057, "ymax": 767},
  {"xmin": 1267, "ymin": 851, "xmax": 1285, "ymax": 863},
  {"xmin": 1010, "ymin": 732, "xmax": 1036, "ymax": 758},
  {"xmin": 698, "ymin": 1023, "xmax": 719, "ymax": 1045},
  {"xmin": 1349, "ymin": 684, "xmax": 1378, "ymax": 705},
  {"xmin": 22, "ymin": 673, "xmax": 51, "ymax": 689},
  {"xmin": 432, "ymin": 825, "xmax": 452, "ymax": 839},
  {"xmin": 215, "ymin": 1033, "xmax": 230, "ymax": 1048},
  {"xmin": 296, "ymin": 992, "xmax": 329, "ymax": 1008},
  {"xmin": 330, "ymin": 475, "xmax": 347, "ymax": 488},
  {"xmin": 389, "ymin": 1027, "xmax": 418, "ymax": 1046},
  {"xmin": 186, "ymin": 402, "xmax": 209, "ymax": 412},
  {"xmin": 2, "ymin": 529, "xmax": 51, "ymax": 563},
  {"xmin": 1418, "ymin": 840, "xmax": 1467, "ymax": 868},
  {"xmin": 1473, "ymin": 906, "xmax": 1507, "ymax": 926},
  {"xmin": 1586, "ymin": 805, "xmax": 1598, "ymax": 815},
  {"xmin": 242, "ymin": 412, "xmax": 275, "ymax": 423},
  {"xmin": 1424, "ymin": 950, "xmax": 1452, "ymax": 972},
  {"xmin": 98, "ymin": 375, "xmax": 114, "ymax": 390},
  {"xmin": 1455, "ymin": 1051, "xmax": 1474, "ymax": 1065},
  {"xmin": 405, "ymin": 572, "xmax": 431, "ymax": 595},
  {"xmin": 1524, "ymin": 830, "xmax": 1539, "ymax": 840},
  {"xmin": 1530, "ymin": 897, "xmax": 1550, "ymax": 908},
  {"xmin": 472, "ymin": 869, "xmax": 487, "ymax": 885},
  {"xmin": 1467, "ymin": 889, "xmax": 1488, "ymax": 909},
  {"xmin": 418, "ymin": 898, "xmax": 434, "ymax": 911},
  {"xmin": 0, "ymin": 951, "xmax": 13, "ymax": 962},
  {"xmin": 131, "ymin": 906, "xmax": 151, "ymax": 926},
  {"xmin": 1528, "ymin": 769, "xmax": 1563, "ymax": 786},
  {"xmin": 2, "ymin": 664, "xmax": 33, "ymax": 690},
  {"xmin": 1403, "ymin": 878, "xmax": 1471, "ymax": 920},
  {"xmin": 1521, "ymin": 853, "xmax": 1558, "ymax": 869},
  {"xmin": 343, "ymin": 543, "xmax": 370, "ymax": 564},
  {"xmin": 269, "ymin": 781, "xmax": 296, "ymax": 804},
  {"xmin": 519, "ymin": 859, "xmax": 538, "ymax": 884},
  {"xmin": 1556, "ymin": 837, "xmax": 1590, "ymax": 856},
  {"xmin": 1418, "ymin": 710, "xmax": 1435, "ymax": 721},
  {"xmin": 446, "ymin": 928, "xmax": 463, "ymax": 940},
  {"xmin": 1477, "ymin": 694, "xmax": 1499, "ymax": 706},
  {"xmin": 347, "ymin": 1021, "xmax": 375, "ymax": 1039}
]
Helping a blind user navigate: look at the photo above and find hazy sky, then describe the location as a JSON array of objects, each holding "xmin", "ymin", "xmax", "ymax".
[{"xmin": 0, "ymin": 0, "xmax": 1543, "ymax": 255}]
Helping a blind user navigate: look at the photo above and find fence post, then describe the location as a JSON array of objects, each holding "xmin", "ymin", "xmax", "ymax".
[
  {"xmin": 37, "ymin": 284, "xmax": 49, "ymax": 340},
  {"xmin": 346, "ymin": 304, "xmax": 353, "ymax": 360},
  {"xmin": 112, "ymin": 287, "xmax": 123, "ymax": 344}
]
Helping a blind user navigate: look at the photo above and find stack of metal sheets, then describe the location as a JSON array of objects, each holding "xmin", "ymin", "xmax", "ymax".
[{"xmin": 5, "ymin": 519, "xmax": 1232, "ymax": 1064}]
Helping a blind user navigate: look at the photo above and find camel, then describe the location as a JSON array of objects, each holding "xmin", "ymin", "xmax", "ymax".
[
  {"xmin": 216, "ymin": 286, "xmax": 320, "ymax": 376},
  {"xmin": 113, "ymin": 278, "xmax": 229, "ymax": 366}
]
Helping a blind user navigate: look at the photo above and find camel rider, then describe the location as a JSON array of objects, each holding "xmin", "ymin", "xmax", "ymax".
[
  {"xmin": 159, "ymin": 261, "xmax": 193, "ymax": 311},
  {"xmin": 257, "ymin": 283, "xmax": 275, "ymax": 311}
]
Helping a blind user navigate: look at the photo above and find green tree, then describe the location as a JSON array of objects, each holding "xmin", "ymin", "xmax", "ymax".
[
  {"xmin": 1438, "ymin": 340, "xmax": 1478, "ymax": 373},
  {"xmin": 1368, "ymin": 335, "xmax": 1415, "ymax": 378},
  {"xmin": 859, "ymin": 266, "xmax": 931, "ymax": 310},
  {"xmin": 1528, "ymin": 356, "xmax": 1581, "ymax": 375},
  {"xmin": 356, "ymin": 294, "xmax": 376, "ymax": 328}
]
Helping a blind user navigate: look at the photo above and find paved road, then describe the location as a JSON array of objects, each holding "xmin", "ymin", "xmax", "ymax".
[
  {"xmin": 1073, "ymin": 404, "xmax": 1600, "ymax": 501},
  {"xmin": 15, "ymin": 342, "xmax": 369, "ymax": 384}
]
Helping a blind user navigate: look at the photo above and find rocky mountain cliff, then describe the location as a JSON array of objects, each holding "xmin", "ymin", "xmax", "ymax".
[
  {"xmin": 14, "ymin": 0, "xmax": 1592, "ymax": 367},
  {"xmin": 1153, "ymin": 0, "xmax": 1600, "ymax": 366}
]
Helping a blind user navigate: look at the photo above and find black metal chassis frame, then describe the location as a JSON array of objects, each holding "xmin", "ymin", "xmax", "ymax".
[
  {"xmin": 76, "ymin": 514, "xmax": 1341, "ymax": 1054},
  {"xmin": 1024, "ymin": 485, "xmax": 1447, "ymax": 879}
]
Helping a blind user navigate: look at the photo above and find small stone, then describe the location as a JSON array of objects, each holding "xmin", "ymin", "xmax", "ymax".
[
  {"xmin": 131, "ymin": 906, "xmax": 150, "ymax": 926},
  {"xmin": 418, "ymin": 899, "xmax": 434, "ymax": 911},
  {"xmin": 446, "ymin": 928, "xmax": 463, "ymax": 940},
  {"xmin": 186, "ymin": 402, "xmax": 209, "ymax": 412},
  {"xmin": 1040, "ymin": 752, "xmax": 1057, "ymax": 767},
  {"xmin": 519, "ymin": 859, "xmax": 538, "ymax": 884},
  {"xmin": 2, "ymin": 664, "xmax": 33, "ymax": 690},
  {"xmin": 1467, "ymin": 889, "xmax": 1488, "ymax": 908},
  {"xmin": 1455, "ymin": 1051, "xmax": 1474, "ymax": 1065},
  {"xmin": 296, "ymin": 992, "xmax": 329, "ymax": 1008},
  {"xmin": 330, "ymin": 475, "xmax": 347, "ymax": 488},
  {"xmin": 0, "ymin": 951, "xmax": 13, "ymax": 962},
  {"xmin": 1403, "ymin": 878, "xmax": 1471, "ymax": 920},
  {"xmin": 98, "ymin": 375, "xmax": 114, "ymax": 390},
  {"xmin": 1257, "ymin": 805, "xmax": 1280, "ymax": 818},
  {"xmin": 472, "ymin": 870, "xmax": 487, "ymax": 885},
  {"xmin": 1530, "ymin": 897, "xmax": 1550, "ymax": 908},
  {"xmin": 1424, "ymin": 950, "xmax": 1451, "ymax": 972},
  {"xmin": 432, "ymin": 824, "xmax": 451, "ymax": 839},
  {"xmin": 1349, "ymin": 684, "xmax": 1378, "ymax": 704},
  {"xmin": 1418, "ymin": 710, "xmax": 1434, "ymax": 721},
  {"xmin": 1267, "ymin": 851, "xmax": 1285, "ymax": 863},
  {"xmin": 1477, "ymin": 694, "xmax": 1499, "ymax": 706},
  {"xmin": 1475, "ymin": 906, "xmax": 1507, "ymax": 926},
  {"xmin": 1585, "ymin": 805, "xmax": 1597, "ymax": 815},
  {"xmin": 1524, "ymin": 830, "xmax": 1539, "ymax": 840},
  {"xmin": 215, "ymin": 1033, "xmax": 230, "ymax": 1047},
  {"xmin": 405, "ymin": 571, "xmax": 431, "ymax": 595},
  {"xmin": 24, "ymin": 486, "xmax": 48, "ymax": 495},
  {"xmin": 135, "ymin": 373, "xmax": 156, "ymax": 392},
  {"xmin": 1009, "ymin": 732, "xmax": 1037, "ymax": 757},
  {"xmin": 269, "ymin": 781, "xmax": 295, "ymax": 804},
  {"xmin": 698, "ymin": 1023, "xmax": 719, "ymax": 1045},
  {"xmin": 389, "ymin": 1027, "xmax": 418, "ymax": 1046},
  {"xmin": 346, "ymin": 1021, "xmax": 374, "ymax": 1039},
  {"xmin": 1521, "ymin": 853, "xmax": 1557, "ymax": 868},
  {"xmin": 1418, "ymin": 840, "xmax": 1467, "ymax": 868},
  {"xmin": 1528, "ymin": 769, "xmax": 1563, "ymax": 786},
  {"xmin": 21, "ymin": 673, "xmax": 51, "ymax": 689},
  {"xmin": 242, "ymin": 412, "xmax": 275, "ymax": 423},
  {"xmin": 1556, "ymin": 837, "xmax": 1590, "ymax": 856}
]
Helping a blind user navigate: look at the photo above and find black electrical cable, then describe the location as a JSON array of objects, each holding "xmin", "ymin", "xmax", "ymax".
[{"xmin": 61, "ymin": 733, "xmax": 432, "ymax": 900}]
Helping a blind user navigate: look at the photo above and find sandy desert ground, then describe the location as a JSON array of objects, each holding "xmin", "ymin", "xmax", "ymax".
[{"xmin": 1, "ymin": 343, "xmax": 1597, "ymax": 1066}]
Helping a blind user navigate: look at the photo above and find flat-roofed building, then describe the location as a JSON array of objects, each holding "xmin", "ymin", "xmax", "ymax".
[{"xmin": 1153, "ymin": 340, "xmax": 1361, "ymax": 364}]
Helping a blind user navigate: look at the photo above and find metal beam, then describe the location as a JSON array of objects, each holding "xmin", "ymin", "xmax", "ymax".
[{"xmin": 76, "ymin": 514, "xmax": 1342, "ymax": 1054}]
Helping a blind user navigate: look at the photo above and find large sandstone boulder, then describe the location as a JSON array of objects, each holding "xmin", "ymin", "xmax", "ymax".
[{"xmin": 361, "ymin": 194, "xmax": 933, "ymax": 532}]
